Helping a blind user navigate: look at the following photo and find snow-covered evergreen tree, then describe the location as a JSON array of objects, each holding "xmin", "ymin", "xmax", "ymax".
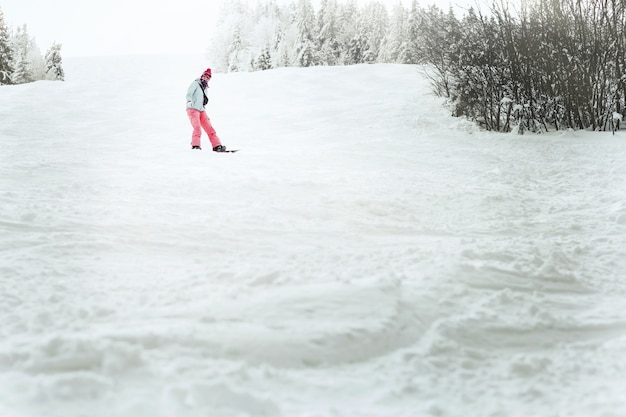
[
  {"xmin": 45, "ymin": 42, "xmax": 64, "ymax": 81},
  {"xmin": 335, "ymin": 0, "xmax": 359, "ymax": 65},
  {"xmin": 346, "ymin": 33, "xmax": 366, "ymax": 65},
  {"xmin": 317, "ymin": 0, "xmax": 341, "ymax": 66},
  {"xmin": 228, "ymin": 26, "xmax": 245, "ymax": 72},
  {"xmin": 359, "ymin": 1, "xmax": 389, "ymax": 63},
  {"xmin": 251, "ymin": 0, "xmax": 280, "ymax": 68},
  {"xmin": 254, "ymin": 45, "xmax": 273, "ymax": 70},
  {"xmin": 297, "ymin": 39, "xmax": 317, "ymax": 67},
  {"xmin": 379, "ymin": 1, "xmax": 407, "ymax": 63},
  {"xmin": 29, "ymin": 42, "xmax": 46, "ymax": 80},
  {"xmin": 401, "ymin": 0, "xmax": 421, "ymax": 64},
  {"xmin": 295, "ymin": 0, "xmax": 318, "ymax": 67},
  {"xmin": 12, "ymin": 55, "xmax": 31, "ymax": 84},
  {"xmin": 0, "ymin": 8, "xmax": 14, "ymax": 85},
  {"xmin": 11, "ymin": 25, "xmax": 34, "ymax": 84}
]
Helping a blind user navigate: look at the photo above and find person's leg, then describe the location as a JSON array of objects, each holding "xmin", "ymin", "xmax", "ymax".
[
  {"xmin": 186, "ymin": 109, "xmax": 202, "ymax": 148},
  {"xmin": 199, "ymin": 111, "xmax": 222, "ymax": 149}
]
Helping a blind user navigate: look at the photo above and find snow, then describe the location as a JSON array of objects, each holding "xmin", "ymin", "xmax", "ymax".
[{"xmin": 1, "ymin": 54, "xmax": 626, "ymax": 417}]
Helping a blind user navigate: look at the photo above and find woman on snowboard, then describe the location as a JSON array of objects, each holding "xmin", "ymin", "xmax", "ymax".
[{"xmin": 186, "ymin": 68, "xmax": 227, "ymax": 152}]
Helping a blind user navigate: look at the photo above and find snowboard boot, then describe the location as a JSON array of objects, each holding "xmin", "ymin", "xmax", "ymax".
[
  {"xmin": 192, "ymin": 146, "xmax": 201, "ymax": 150},
  {"xmin": 213, "ymin": 145, "xmax": 227, "ymax": 152}
]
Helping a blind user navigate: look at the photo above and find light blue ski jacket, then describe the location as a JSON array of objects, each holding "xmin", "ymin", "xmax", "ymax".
[{"xmin": 186, "ymin": 79, "xmax": 208, "ymax": 111}]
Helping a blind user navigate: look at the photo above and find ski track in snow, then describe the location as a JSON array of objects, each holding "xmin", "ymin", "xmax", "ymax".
[{"xmin": 1, "ymin": 55, "xmax": 626, "ymax": 417}]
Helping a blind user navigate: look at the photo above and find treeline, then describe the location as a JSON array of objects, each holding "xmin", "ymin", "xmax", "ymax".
[
  {"xmin": 0, "ymin": 8, "xmax": 64, "ymax": 85},
  {"xmin": 423, "ymin": 0, "xmax": 626, "ymax": 132},
  {"xmin": 207, "ymin": 0, "xmax": 422, "ymax": 72},
  {"xmin": 210, "ymin": 0, "xmax": 626, "ymax": 133}
]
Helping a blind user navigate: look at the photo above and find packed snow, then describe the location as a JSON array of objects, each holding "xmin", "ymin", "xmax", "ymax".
[{"xmin": 1, "ymin": 55, "xmax": 625, "ymax": 417}]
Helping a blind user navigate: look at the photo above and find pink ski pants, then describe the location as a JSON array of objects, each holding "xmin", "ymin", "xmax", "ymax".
[{"xmin": 186, "ymin": 108, "xmax": 221, "ymax": 148}]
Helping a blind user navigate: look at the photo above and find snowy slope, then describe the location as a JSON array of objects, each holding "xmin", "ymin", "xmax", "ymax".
[{"xmin": 1, "ymin": 54, "xmax": 626, "ymax": 417}]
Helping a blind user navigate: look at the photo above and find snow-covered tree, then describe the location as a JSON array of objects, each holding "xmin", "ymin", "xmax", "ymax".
[
  {"xmin": 274, "ymin": 9, "xmax": 300, "ymax": 68},
  {"xmin": 254, "ymin": 45, "xmax": 273, "ymax": 70},
  {"xmin": 45, "ymin": 42, "xmax": 64, "ymax": 81},
  {"xmin": 401, "ymin": 0, "xmax": 421, "ymax": 64},
  {"xmin": 11, "ymin": 25, "xmax": 35, "ymax": 84},
  {"xmin": 317, "ymin": 0, "xmax": 341, "ymax": 65},
  {"xmin": 295, "ymin": 0, "xmax": 319, "ymax": 66},
  {"xmin": 0, "ymin": 8, "xmax": 14, "ymax": 85},
  {"xmin": 336, "ymin": 0, "xmax": 359, "ymax": 65},
  {"xmin": 359, "ymin": 1, "xmax": 389, "ymax": 63},
  {"xmin": 297, "ymin": 39, "xmax": 317, "ymax": 67},
  {"xmin": 379, "ymin": 1, "xmax": 408, "ymax": 63},
  {"xmin": 251, "ymin": 0, "xmax": 280, "ymax": 64},
  {"xmin": 228, "ymin": 26, "xmax": 246, "ymax": 72},
  {"xmin": 346, "ymin": 32, "xmax": 366, "ymax": 65}
]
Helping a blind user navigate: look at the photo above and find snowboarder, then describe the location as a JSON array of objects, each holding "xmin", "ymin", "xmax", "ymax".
[{"xmin": 186, "ymin": 68, "xmax": 227, "ymax": 151}]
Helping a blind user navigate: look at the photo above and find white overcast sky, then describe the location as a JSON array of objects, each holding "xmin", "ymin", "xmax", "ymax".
[{"xmin": 1, "ymin": 0, "xmax": 481, "ymax": 57}]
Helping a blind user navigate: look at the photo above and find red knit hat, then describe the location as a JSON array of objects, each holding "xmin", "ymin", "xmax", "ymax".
[{"xmin": 202, "ymin": 68, "xmax": 212, "ymax": 78}]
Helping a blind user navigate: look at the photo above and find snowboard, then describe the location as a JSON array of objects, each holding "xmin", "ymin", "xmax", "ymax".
[{"xmin": 215, "ymin": 149, "xmax": 239, "ymax": 153}]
